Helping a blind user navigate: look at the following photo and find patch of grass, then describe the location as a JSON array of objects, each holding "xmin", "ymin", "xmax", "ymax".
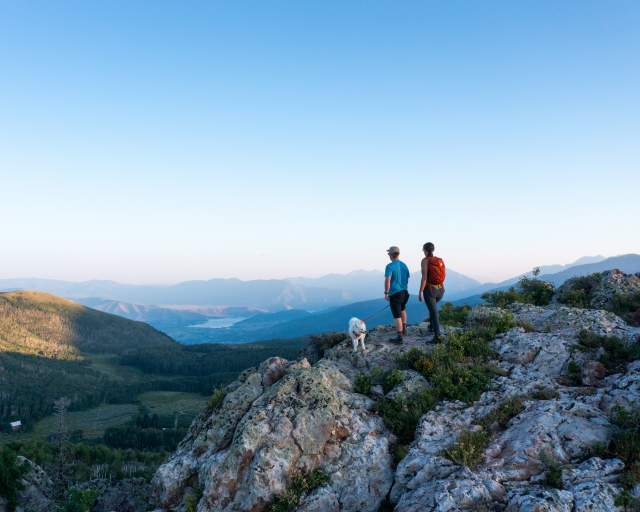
[
  {"xmin": 614, "ymin": 490, "xmax": 640, "ymax": 511},
  {"xmin": 63, "ymin": 488, "xmax": 98, "ymax": 512},
  {"xmin": 376, "ymin": 389, "xmax": 437, "ymax": 444},
  {"xmin": 531, "ymin": 387, "xmax": 560, "ymax": 400},
  {"xmin": 477, "ymin": 396, "xmax": 525, "ymax": 432},
  {"xmin": 539, "ymin": 451, "xmax": 563, "ymax": 489},
  {"xmin": 578, "ymin": 330, "xmax": 640, "ymax": 373},
  {"xmin": 393, "ymin": 443, "xmax": 410, "ymax": 465},
  {"xmin": 207, "ymin": 387, "xmax": 226, "ymax": 411},
  {"xmin": 353, "ymin": 373, "xmax": 373, "ymax": 395},
  {"xmin": 443, "ymin": 429, "xmax": 489, "ymax": 468},
  {"xmin": 439, "ymin": 303, "xmax": 471, "ymax": 327},
  {"xmin": 566, "ymin": 360, "xmax": 582, "ymax": 386},
  {"xmin": 382, "ymin": 369, "xmax": 403, "ymax": 394},
  {"xmin": 268, "ymin": 469, "xmax": 330, "ymax": 512}
]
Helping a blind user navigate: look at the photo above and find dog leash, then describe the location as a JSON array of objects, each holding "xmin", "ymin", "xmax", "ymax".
[{"xmin": 360, "ymin": 304, "xmax": 391, "ymax": 323}]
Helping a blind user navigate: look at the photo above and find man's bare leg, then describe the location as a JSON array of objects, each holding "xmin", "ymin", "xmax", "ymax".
[
  {"xmin": 394, "ymin": 317, "xmax": 403, "ymax": 335},
  {"xmin": 401, "ymin": 310, "xmax": 407, "ymax": 333}
]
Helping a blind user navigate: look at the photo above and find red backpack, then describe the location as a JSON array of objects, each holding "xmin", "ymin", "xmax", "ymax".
[{"xmin": 428, "ymin": 256, "xmax": 446, "ymax": 285}]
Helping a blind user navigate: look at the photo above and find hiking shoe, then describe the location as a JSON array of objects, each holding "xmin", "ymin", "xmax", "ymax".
[
  {"xmin": 389, "ymin": 335, "xmax": 403, "ymax": 344},
  {"xmin": 402, "ymin": 325, "xmax": 407, "ymax": 336},
  {"xmin": 433, "ymin": 335, "xmax": 443, "ymax": 344}
]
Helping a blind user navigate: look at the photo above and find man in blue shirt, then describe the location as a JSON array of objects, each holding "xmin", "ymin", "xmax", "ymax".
[{"xmin": 384, "ymin": 246, "xmax": 410, "ymax": 343}]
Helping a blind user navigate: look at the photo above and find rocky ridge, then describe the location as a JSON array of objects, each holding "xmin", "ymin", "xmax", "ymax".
[{"xmin": 152, "ymin": 276, "xmax": 640, "ymax": 511}]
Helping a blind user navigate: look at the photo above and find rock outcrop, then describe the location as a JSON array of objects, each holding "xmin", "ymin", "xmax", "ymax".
[
  {"xmin": 153, "ymin": 274, "xmax": 640, "ymax": 512},
  {"xmin": 0, "ymin": 457, "xmax": 54, "ymax": 512}
]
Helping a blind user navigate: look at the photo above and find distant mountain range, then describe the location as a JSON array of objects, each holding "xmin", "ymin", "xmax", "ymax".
[
  {"xmin": 165, "ymin": 254, "xmax": 640, "ymax": 343},
  {"xmin": 2, "ymin": 254, "xmax": 637, "ymax": 344},
  {"xmin": 0, "ymin": 265, "xmax": 482, "ymax": 311}
]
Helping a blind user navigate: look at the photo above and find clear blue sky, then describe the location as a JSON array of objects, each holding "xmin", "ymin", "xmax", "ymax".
[{"xmin": 1, "ymin": 0, "xmax": 638, "ymax": 283}]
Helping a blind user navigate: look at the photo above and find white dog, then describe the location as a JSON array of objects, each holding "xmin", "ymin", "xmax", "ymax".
[{"xmin": 348, "ymin": 317, "xmax": 367, "ymax": 352}]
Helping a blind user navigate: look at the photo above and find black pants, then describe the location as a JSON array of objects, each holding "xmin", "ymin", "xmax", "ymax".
[
  {"xmin": 389, "ymin": 290, "xmax": 409, "ymax": 319},
  {"xmin": 424, "ymin": 285, "xmax": 445, "ymax": 336}
]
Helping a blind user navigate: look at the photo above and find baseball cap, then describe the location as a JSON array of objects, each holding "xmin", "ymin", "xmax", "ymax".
[{"xmin": 386, "ymin": 246, "xmax": 400, "ymax": 255}]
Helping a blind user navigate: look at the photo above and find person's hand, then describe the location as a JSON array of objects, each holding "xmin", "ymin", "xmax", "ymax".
[
  {"xmin": 418, "ymin": 293, "xmax": 423, "ymax": 302},
  {"xmin": 384, "ymin": 294, "xmax": 389, "ymax": 301}
]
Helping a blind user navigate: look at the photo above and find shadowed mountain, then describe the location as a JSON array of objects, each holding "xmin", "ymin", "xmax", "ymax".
[{"xmin": 76, "ymin": 297, "xmax": 210, "ymax": 330}]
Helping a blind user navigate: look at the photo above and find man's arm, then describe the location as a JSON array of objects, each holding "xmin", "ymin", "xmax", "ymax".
[{"xmin": 384, "ymin": 276, "xmax": 391, "ymax": 301}]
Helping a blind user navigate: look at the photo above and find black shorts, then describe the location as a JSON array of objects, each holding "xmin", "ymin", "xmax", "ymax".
[{"xmin": 389, "ymin": 290, "xmax": 409, "ymax": 319}]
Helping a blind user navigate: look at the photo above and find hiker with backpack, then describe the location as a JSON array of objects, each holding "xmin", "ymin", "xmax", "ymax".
[
  {"xmin": 418, "ymin": 242, "xmax": 446, "ymax": 342},
  {"xmin": 384, "ymin": 246, "xmax": 410, "ymax": 344}
]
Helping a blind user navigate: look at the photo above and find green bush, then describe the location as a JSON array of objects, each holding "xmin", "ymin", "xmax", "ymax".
[
  {"xmin": 539, "ymin": 451, "xmax": 563, "ymax": 489},
  {"xmin": 208, "ymin": 387, "xmax": 226, "ymax": 410},
  {"xmin": 443, "ymin": 429, "xmax": 489, "ymax": 468},
  {"xmin": 578, "ymin": 331, "xmax": 640, "ymax": 372},
  {"xmin": 376, "ymin": 389, "xmax": 437, "ymax": 443},
  {"xmin": 566, "ymin": 360, "xmax": 582, "ymax": 386},
  {"xmin": 0, "ymin": 448, "xmax": 27, "ymax": 512},
  {"xmin": 518, "ymin": 276, "xmax": 555, "ymax": 306},
  {"xmin": 611, "ymin": 292, "xmax": 640, "ymax": 327},
  {"xmin": 482, "ymin": 288, "xmax": 521, "ymax": 308},
  {"xmin": 63, "ymin": 489, "xmax": 98, "ymax": 512},
  {"xmin": 483, "ymin": 273, "xmax": 554, "ymax": 307},
  {"xmin": 477, "ymin": 396, "xmax": 525, "ymax": 432},
  {"xmin": 439, "ymin": 303, "xmax": 471, "ymax": 327},
  {"xmin": 380, "ymin": 369, "xmax": 403, "ymax": 394},
  {"xmin": 268, "ymin": 469, "xmax": 329, "ymax": 512},
  {"xmin": 353, "ymin": 373, "xmax": 373, "ymax": 395},
  {"xmin": 556, "ymin": 274, "xmax": 602, "ymax": 308}
]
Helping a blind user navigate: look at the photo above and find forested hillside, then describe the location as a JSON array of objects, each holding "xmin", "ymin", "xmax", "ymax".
[{"xmin": 0, "ymin": 292, "xmax": 307, "ymax": 430}]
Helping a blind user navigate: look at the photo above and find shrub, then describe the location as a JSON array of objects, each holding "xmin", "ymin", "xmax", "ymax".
[
  {"xmin": 482, "ymin": 288, "xmax": 521, "ymax": 308},
  {"xmin": 376, "ymin": 389, "xmax": 437, "ymax": 443},
  {"xmin": 268, "ymin": 469, "xmax": 329, "ymax": 512},
  {"xmin": 611, "ymin": 292, "xmax": 640, "ymax": 327},
  {"xmin": 556, "ymin": 274, "xmax": 602, "ymax": 308},
  {"xmin": 63, "ymin": 489, "xmax": 98, "ymax": 512},
  {"xmin": 531, "ymin": 387, "xmax": 560, "ymax": 400},
  {"xmin": 207, "ymin": 387, "xmax": 226, "ymax": 410},
  {"xmin": 467, "ymin": 311, "xmax": 516, "ymax": 341},
  {"xmin": 353, "ymin": 373, "xmax": 373, "ymax": 395},
  {"xmin": 393, "ymin": 443, "xmax": 410, "ymax": 465},
  {"xmin": 0, "ymin": 448, "xmax": 27, "ymax": 512},
  {"xmin": 578, "ymin": 331, "xmax": 640, "ymax": 372},
  {"xmin": 439, "ymin": 303, "xmax": 471, "ymax": 327},
  {"xmin": 518, "ymin": 276, "xmax": 555, "ymax": 306},
  {"xmin": 483, "ymin": 272, "xmax": 554, "ymax": 307},
  {"xmin": 396, "ymin": 348, "xmax": 429, "ymax": 370},
  {"xmin": 477, "ymin": 396, "xmax": 525, "ymax": 432},
  {"xmin": 382, "ymin": 369, "xmax": 403, "ymax": 394},
  {"xmin": 443, "ymin": 429, "xmax": 489, "ymax": 468},
  {"xmin": 566, "ymin": 360, "xmax": 582, "ymax": 386},
  {"xmin": 539, "ymin": 451, "xmax": 563, "ymax": 489}
]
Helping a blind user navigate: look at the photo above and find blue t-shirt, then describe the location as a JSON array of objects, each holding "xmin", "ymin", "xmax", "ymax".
[{"xmin": 385, "ymin": 259, "xmax": 410, "ymax": 295}]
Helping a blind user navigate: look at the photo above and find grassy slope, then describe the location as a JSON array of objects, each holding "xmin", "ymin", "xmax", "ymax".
[{"xmin": 0, "ymin": 291, "xmax": 308, "ymax": 437}]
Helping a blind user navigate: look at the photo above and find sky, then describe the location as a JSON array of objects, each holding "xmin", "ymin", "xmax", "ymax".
[{"xmin": 1, "ymin": 0, "xmax": 639, "ymax": 284}]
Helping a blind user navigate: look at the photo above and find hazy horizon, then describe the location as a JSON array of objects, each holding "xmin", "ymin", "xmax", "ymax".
[
  {"xmin": 0, "ymin": 252, "xmax": 631, "ymax": 286},
  {"xmin": 2, "ymin": 1, "xmax": 639, "ymax": 283}
]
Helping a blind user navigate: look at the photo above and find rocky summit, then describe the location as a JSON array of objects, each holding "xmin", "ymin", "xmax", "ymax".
[
  {"xmin": 7, "ymin": 272, "xmax": 640, "ymax": 512},
  {"xmin": 151, "ymin": 275, "xmax": 640, "ymax": 511}
]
